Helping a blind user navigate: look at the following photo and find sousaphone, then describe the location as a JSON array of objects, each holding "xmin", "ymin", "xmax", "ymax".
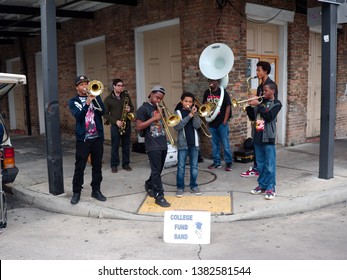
[{"xmin": 199, "ymin": 43, "xmax": 234, "ymax": 122}]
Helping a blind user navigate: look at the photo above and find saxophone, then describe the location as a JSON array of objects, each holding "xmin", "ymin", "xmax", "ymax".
[{"xmin": 119, "ymin": 91, "xmax": 135, "ymax": 135}]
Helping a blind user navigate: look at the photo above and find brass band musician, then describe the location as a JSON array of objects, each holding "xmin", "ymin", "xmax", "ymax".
[
  {"xmin": 203, "ymin": 78, "xmax": 233, "ymax": 171},
  {"xmin": 103, "ymin": 78, "xmax": 135, "ymax": 173}
]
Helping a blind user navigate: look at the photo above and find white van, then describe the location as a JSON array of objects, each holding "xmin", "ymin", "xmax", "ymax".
[{"xmin": 0, "ymin": 73, "xmax": 26, "ymax": 185}]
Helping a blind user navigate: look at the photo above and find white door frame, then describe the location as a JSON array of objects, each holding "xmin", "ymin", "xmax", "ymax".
[
  {"xmin": 6, "ymin": 58, "xmax": 20, "ymax": 130},
  {"xmin": 75, "ymin": 35, "xmax": 106, "ymax": 77},
  {"xmin": 246, "ymin": 3, "xmax": 294, "ymax": 146},
  {"xmin": 35, "ymin": 52, "xmax": 45, "ymax": 135}
]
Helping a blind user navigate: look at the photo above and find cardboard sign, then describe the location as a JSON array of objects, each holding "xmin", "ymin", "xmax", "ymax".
[{"xmin": 163, "ymin": 210, "xmax": 211, "ymax": 244}]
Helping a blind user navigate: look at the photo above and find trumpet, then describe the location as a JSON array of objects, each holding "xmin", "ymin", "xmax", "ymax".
[
  {"xmin": 85, "ymin": 80, "xmax": 104, "ymax": 111},
  {"xmin": 231, "ymin": 96, "xmax": 263, "ymax": 108},
  {"xmin": 231, "ymin": 76, "xmax": 260, "ymax": 110},
  {"xmin": 156, "ymin": 101, "xmax": 180, "ymax": 146}
]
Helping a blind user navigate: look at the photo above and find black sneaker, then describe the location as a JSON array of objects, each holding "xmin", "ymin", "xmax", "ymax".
[
  {"xmin": 91, "ymin": 191, "xmax": 107, "ymax": 202},
  {"xmin": 155, "ymin": 197, "xmax": 171, "ymax": 207},
  {"xmin": 70, "ymin": 192, "xmax": 80, "ymax": 205},
  {"xmin": 145, "ymin": 182, "xmax": 154, "ymax": 197}
]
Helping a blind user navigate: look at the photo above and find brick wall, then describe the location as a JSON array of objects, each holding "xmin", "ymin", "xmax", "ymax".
[
  {"xmin": 287, "ymin": 13, "xmax": 310, "ymax": 146},
  {"xmin": 1, "ymin": 0, "xmax": 346, "ymax": 151},
  {"xmin": 336, "ymin": 24, "xmax": 347, "ymax": 138}
]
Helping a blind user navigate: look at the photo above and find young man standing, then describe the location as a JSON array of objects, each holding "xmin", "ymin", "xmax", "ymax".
[
  {"xmin": 241, "ymin": 61, "xmax": 277, "ymax": 177},
  {"xmin": 136, "ymin": 86, "xmax": 170, "ymax": 208},
  {"xmin": 173, "ymin": 92, "xmax": 202, "ymax": 197},
  {"xmin": 246, "ymin": 83, "xmax": 282, "ymax": 200},
  {"xmin": 103, "ymin": 78, "xmax": 135, "ymax": 173},
  {"xmin": 68, "ymin": 75, "xmax": 106, "ymax": 205},
  {"xmin": 203, "ymin": 78, "xmax": 233, "ymax": 171}
]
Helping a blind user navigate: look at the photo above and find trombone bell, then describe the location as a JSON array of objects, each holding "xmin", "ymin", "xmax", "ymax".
[
  {"xmin": 88, "ymin": 80, "xmax": 104, "ymax": 96},
  {"xmin": 198, "ymin": 102, "xmax": 216, "ymax": 117},
  {"xmin": 86, "ymin": 80, "xmax": 104, "ymax": 111},
  {"xmin": 167, "ymin": 115, "xmax": 180, "ymax": 127}
]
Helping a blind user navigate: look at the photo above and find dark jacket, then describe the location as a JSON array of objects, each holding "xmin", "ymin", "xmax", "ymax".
[
  {"xmin": 103, "ymin": 91, "xmax": 135, "ymax": 125},
  {"xmin": 68, "ymin": 95, "xmax": 105, "ymax": 141},
  {"xmin": 246, "ymin": 99, "xmax": 282, "ymax": 143}
]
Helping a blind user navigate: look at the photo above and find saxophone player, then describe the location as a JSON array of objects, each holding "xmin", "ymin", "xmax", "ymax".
[{"xmin": 103, "ymin": 78, "xmax": 135, "ymax": 173}]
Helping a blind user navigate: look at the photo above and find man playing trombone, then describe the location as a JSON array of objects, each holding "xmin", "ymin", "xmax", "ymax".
[
  {"xmin": 136, "ymin": 86, "xmax": 170, "ymax": 208},
  {"xmin": 68, "ymin": 75, "xmax": 106, "ymax": 205},
  {"xmin": 173, "ymin": 92, "xmax": 203, "ymax": 197}
]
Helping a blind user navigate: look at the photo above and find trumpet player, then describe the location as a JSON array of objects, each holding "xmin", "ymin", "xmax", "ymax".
[
  {"xmin": 246, "ymin": 83, "xmax": 282, "ymax": 200},
  {"xmin": 203, "ymin": 78, "xmax": 233, "ymax": 171},
  {"xmin": 173, "ymin": 92, "xmax": 202, "ymax": 197},
  {"xmin": 103, "ymin": 78, "xmax": 135, "ymax": 173},
  {"xmin": 241, "ymin": 61, "xmax": 277, "ymax": 177},
  {"xmin": 136, "ymin": 86, "xmax": 170, "ymax": 208},
  {"xmin": 68, "ymin": 75, "xmax": 106, "ymax": 205}
]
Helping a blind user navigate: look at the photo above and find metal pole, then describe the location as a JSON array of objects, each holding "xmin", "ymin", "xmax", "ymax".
[
  {"xmin": 319, "ymin": 3, "xmax": 338, "ymax": 179},
  {"xmin": 40, "ymin": 0, "xmax": 64, "ymax": 194}
]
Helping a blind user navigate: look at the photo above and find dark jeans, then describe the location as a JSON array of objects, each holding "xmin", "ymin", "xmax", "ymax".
[
  {"xmin": 72, "ymin": 137, "xmax": 103, "ymax": 193},
  {"xmin": 145, "ymin": 150, "xmax": 167, "ymax": 198},
  {"xmin": 110, "ymin": 124, "xmax": 131, "ymax": 168}
]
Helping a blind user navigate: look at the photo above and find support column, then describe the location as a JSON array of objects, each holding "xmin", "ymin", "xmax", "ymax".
[
  {"xmin": 319, "ymin": 3, "xmax": 338, "ymax": 179},
  {"xmin": 40, "ymin": 0, "xmax": 64, "ymax": 194}
]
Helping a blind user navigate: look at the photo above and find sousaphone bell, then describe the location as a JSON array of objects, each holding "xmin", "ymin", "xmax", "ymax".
[{"xmin": 199, "ymin": 43, "xmax": 234, "ymax": 122}]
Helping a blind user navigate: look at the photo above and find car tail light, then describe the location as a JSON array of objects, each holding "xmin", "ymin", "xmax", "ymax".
[{"xmin": 3, "ymin": 146, "xmax": 15, "ymax": 169}]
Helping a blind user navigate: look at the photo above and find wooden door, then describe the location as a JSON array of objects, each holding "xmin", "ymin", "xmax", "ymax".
[
  {"xmin": 143, "ymin": 26, "xmax": 182, "ymax": 141},
  {"xmin": 143, "ymin": 26, "xmax": 182, "ymax": 113},
  {"xmin": 83, "ymin": 41, "xmax": 110, "ymax": 140}
]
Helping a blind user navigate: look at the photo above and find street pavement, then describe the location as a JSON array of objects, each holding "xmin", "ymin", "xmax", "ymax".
[{"xmin": 6, "ymin": 135, "xmax": 347, "ymax": 222}]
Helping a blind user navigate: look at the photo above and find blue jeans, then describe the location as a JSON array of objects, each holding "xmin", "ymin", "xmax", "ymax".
[
  {"xmin": 209, "ymin": 124, "xmax": 233, "ymax": 165},
  {"xmin": 254, "ymin": 143, "xmax": 276, "ymax": 191},
  {"xmin": 176, "ymin": 146, "xmax": 199, "ymax": 189}
]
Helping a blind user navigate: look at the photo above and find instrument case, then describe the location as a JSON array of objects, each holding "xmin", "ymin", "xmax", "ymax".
[
  {"xmin": 164, "ymin": 144, "xmax": 178, "ymax": 168},
  {"xmin": 234, "ymin": 149, "xmax": 254, "ymax": 163}
]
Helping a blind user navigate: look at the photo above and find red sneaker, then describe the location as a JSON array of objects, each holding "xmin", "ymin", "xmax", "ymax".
[{"xmin": 240, "ymin": 166, "xmax": 259, "ymax": 177}]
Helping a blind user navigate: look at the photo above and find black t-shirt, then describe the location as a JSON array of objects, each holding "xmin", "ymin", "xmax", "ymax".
[
  {"xmin": 136, "ymin": 102, "xmax": 168, "ymax": 152},
  {"xmin": 202, "ymin": 87, "xmax": 231, "ymax": 128}
]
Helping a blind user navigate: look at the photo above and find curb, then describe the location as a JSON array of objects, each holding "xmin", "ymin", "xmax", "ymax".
[{"xmin": 11, "ymin": 183, "xmax": 347, "ymax": 223}]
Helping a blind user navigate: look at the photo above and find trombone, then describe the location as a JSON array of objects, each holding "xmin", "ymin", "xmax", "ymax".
[
  {"xmin": 85, "ymin": 80, "xmax": 104, "ymax": 111},
  {"xmin": 190, "ymin": 100, "xmax": 212, "ymax": 138},
  {"xmin": 156, "ymin": 100, "xmax": 180, "ymax": 146},
  {"xmin": 194, "ymin": 98, "xmax": 216, "ymax": 118}
]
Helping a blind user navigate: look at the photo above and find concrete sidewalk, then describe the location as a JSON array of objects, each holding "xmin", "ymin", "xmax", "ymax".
[{"xmin": 7, "ymin": 135, "xmax": 347, "ymax": 222}]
